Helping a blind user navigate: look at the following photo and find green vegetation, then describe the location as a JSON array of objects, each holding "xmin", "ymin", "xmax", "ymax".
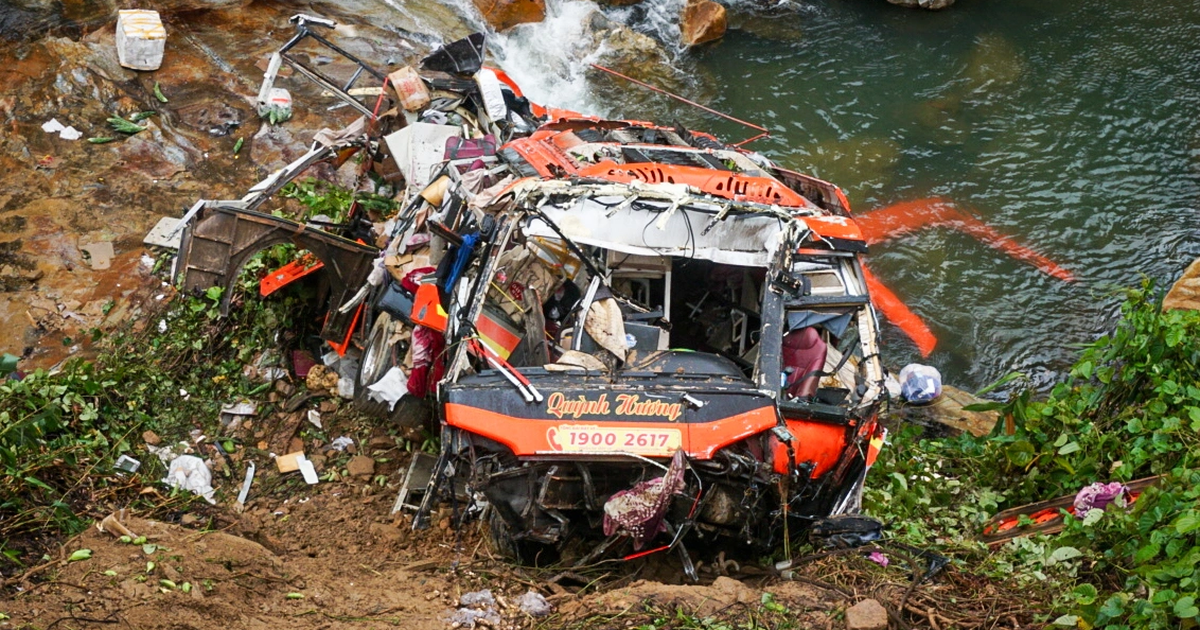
[
  {"xmin": 279, "ymin": 177, "xmax": 398, "ymax": 224},
  {"xmin": 0, "ymin": 281, "xmax": 307, "ymax": 570},
  {"xmin": 865, "ymin": 282, "xmax": 1200, "ymax": 629}
]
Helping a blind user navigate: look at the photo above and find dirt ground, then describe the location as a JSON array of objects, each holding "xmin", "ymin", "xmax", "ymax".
[
  {"xmin": 0, "ymin": 456, "xmax": 848, "ymax": 630},
  {"xmin": 0, "ymin": 432, "xmax": 1039, "ymax": 630}
]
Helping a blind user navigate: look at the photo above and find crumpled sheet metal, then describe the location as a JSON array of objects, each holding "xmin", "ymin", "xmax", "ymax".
[{"xmin": 602, "ymin": 450, "xmax": 686, "ymax": 549}]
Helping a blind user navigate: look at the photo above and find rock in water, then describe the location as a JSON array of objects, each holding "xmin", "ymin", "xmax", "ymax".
[
  {"xmin": 1164, "ymin": 257, "xmax": 1200, "ymax": 311},
  {"xmin": 680, "ymin": 0, "xmax": 727, "ymax": 47},
  {"xmin": 473, "ymin": 0, "xmax": 545, "ymax": 32}
]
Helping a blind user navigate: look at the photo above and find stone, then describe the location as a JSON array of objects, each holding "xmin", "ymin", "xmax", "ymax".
[
  {"xmin": 369, "ymin": 521, "xmax": 403, "ymax": 541},
  {"xmin": 115, "ymin": 120, "xmax": 195, "ymax": 180},
  {"xmin": 680, "ymin": 0, "xmax": 726, "ymax": 47},
  {"xmin": 472, "ymin": 0, "xmax": 545, "ymax": 32},
  {"xmin": 80, "ymin": 242, "xmax": 114, "ymax": 270},
  {"xmin": 845, "ymin": 598, "xmax": 888, "ymax": 630},
  {"xmin": 896, "ymin": 384, "xmax": 999, "ymax": 437},
  {"xmin": 886, "ymin": 0, "xmax": 955, "ymax": 9},
  {"xmin": 136, "ymin": 0, "xmax": 252, "ymax": 14},
  {"xmin": 347, "ymin": 455, "xmax": 375, "ymax": 477},
  {"xmin": 582, "ymin": 11, "xmax": 677, "ymax": 92},
  {"xmin": 142, "ymin": 430, "xmax": 162, "ymax": 445},
  {"xmin": 1164, "ymin": 257, "xmax": 1200, "ymax": 311}
]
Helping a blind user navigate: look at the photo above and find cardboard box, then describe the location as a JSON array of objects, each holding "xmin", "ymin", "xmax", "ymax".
[
  {"xmin": 116, "ymin": 10, "xmax": 166, "ymax": 71},
  {"xmin": 275, "ymin": 451, "xmax": 305, "ymax": 473}
]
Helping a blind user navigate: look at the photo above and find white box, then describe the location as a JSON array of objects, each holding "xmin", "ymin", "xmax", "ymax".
[{"xmin": 116, "ymin": 10, "xmax": 166, "ymax": 71}]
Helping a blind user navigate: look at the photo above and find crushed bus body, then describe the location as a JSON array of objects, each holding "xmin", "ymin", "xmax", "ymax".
[{"xmin": 174, "ymin": 25, "xmax": 890, "ymax": 578}]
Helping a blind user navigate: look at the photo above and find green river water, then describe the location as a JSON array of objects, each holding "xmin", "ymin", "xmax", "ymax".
[{"xmin": 671, "ymin": 0, "xmax": 1200, "ymax": 391}]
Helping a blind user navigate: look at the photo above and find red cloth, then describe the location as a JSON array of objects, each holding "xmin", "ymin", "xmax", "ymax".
[
  {"xmin": 782, "ymin": 327, "xmax": 826, "ymax": 399},
  {"xmin": 408, "ymin": 324, "xmax": 446, "ymax": 398}
]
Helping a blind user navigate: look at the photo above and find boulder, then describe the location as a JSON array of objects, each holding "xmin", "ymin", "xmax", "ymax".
[
  {"xmin": 583, "ymin": 10, "xmax": 678, "ymax": 91},
  {"xmin": 845, "ymin": 598, "xmax": 889, "ymax": 630},
  {"xmin": 896, "ymin": 384, "xmax": 999, "ymax": 438},
  {"xmin": 680, "ymin": 0, "xmax": 727, "ymax": 47},
  {"xmin": 1164, "ymin": 257, "xmax": 1200, "ymax": 311},
  {"xmin": 473, "ymin": 0, "xmax": 546, "ymax": 32},
  {"xmin": 886, "ymin": 0, "xmax": 955, "ymax": 9}
]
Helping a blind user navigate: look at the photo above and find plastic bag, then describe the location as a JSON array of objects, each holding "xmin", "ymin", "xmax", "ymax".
[
  {"xmin": 163, "ymin": 455, "xmax": 216, "ymax": 504},
  {"xmin": 898, "ymin": 363, "xmax": 942, "ymax": 404}
]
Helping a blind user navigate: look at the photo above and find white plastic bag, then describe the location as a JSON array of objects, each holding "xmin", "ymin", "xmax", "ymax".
[
  {"xmin": 366, "ymin": 366, "xmax": 409, "ymax": 411},
  {"xmin": 163, "ymin": 455, "xmax": 216, "ymax": 504},
  {"xmin": 898, "ymin": 363, "xmax": 942, "ymax": 404}
]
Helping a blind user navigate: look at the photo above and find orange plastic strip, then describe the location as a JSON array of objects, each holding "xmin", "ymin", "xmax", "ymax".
[
  {"xmin": 861, "ymin": 263, "xmax": 938, "ymax": 357},
  {"xmin": 259, "ymin": 257, "xmax": 324, "ymax": 297},
  {"xmin": 857, "ymin": 198, "xmax": 1075, "ymax": 282}
]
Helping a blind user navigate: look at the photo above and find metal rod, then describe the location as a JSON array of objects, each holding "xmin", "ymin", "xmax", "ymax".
[{"xmin": 589, "ymin": 63, "xmax": 770, "ymax": 142}]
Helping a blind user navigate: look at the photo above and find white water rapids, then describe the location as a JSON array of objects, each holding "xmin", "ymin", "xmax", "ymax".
[{"xmin": 383, "ymin": 0, "xmax": 695, "ymax": 115}]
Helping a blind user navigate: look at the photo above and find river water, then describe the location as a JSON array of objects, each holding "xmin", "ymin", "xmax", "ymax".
[{"xmin": 490, "ymin": 0, "xmax": 1200, "ymax": 392}]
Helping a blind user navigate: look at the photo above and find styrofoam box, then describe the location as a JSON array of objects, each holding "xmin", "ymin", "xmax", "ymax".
[{"xmin": 116, "ymin": 10, "xmax": 166, "ymax": 71}]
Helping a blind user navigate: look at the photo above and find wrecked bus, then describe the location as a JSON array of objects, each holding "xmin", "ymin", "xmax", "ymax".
[{"xmin": 174, "ymin": 26, "xmax": 888, "ymax": 575}]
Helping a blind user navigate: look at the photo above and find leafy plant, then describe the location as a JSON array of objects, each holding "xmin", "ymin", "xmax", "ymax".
[
  {"xmin": 863, "ymin": 282, "xmax": 1200, "ymax": 629},
  {"xmin": 0, "ymin": 282, "xmax": 311, "ymax": 568}
]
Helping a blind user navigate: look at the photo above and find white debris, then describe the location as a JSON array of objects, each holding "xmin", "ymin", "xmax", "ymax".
[
  {"xmin": 306, "ymin": 409, "xmax": 323, "ymax": 429},
  {"xmin": 163, "ymin": 455, "xmax": 216, "ymax": 504},
  {"xmin": 517, "ymin": 591, "xmax": 553, "ymax": 617},
  {"xmin": 460, "ymin": 590, "xmax": 495, "ymax": 608},
  {"xmin": 336, "ymin": 376, "xmax": 354, "ymax": 399},
  {"xmin": 297, "ymin": 455, "xmax": 319, "ymax": 485},
  {"xmin": 330, "ymin": 436, "xmax": 354, "ymax": 451},
  {"xmin": 59, "ymin": 126, "xmax": 82, "ymax": 141},
  {"xmin": 366, "ymin": 366, "xmax": 408, "ymax": 411},
  {"xmin": 42, "ymin": 118, "xmax": 65, "ymax": 133},
  {"xmin": 115, "ymin": 10, "xmax": 166, "ymax": 71}
]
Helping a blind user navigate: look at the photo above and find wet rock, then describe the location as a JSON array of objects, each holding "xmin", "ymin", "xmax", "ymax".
[
  {"xmin": 473, "ymin": 0, "xmax": 546, "ymax": 32},
  {"xmin": 582, "ymin": 11, "xmax": 676, "ymax": 90},
  {"xmin": 250, "ymin": 123, "xmax": 308, "ymax": 176},
  {"xmin": 896, "ymin": 384, "xmax": 999, "ymax": 438},
  {"xmin": 347, "ymin": 455, "xmax": 375, "ymax": 477},
  {"xmin": 887, "ymin": 0, "xmax": 955, "ymax": 9},
  {"xmin": 114, "ymin": 120, "xmax": 193, "ymax": 180},
  {"xmin": 845, "ymin": 598, "xmax": 888, "ymax": 630},
  {"xmin": 680, "ymin": 0, "xmax": 727, "ymax": 47},
  {"xmin": 791, "ymin": 137, "xmax": 900, "ymax": 202},
  {"xmin": 136, "ymin": 0, "xmax": 252, "ymax": 14},
  {"xmin": 175, "ymin": 100, "xmax": 245, "ymax": 137},
  {"xmin": 962, "ymin": 34, "xmax": 1024, "ymax": 91},
  {"xmin": 1164, "ymin": 257, "xmax": 1200, "ymax": 311}
]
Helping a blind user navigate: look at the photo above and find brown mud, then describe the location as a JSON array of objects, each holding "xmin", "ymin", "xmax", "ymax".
[{"xmin": 0, "ymin": 0, "xmax": 426, "ymax": 371}]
